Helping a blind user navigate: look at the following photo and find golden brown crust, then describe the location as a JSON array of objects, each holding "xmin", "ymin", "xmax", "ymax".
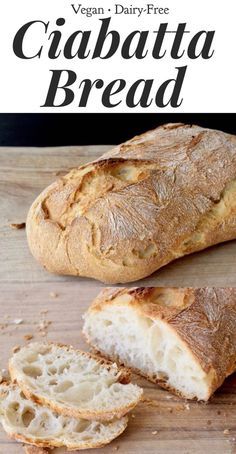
[
  {"xmin": 27, "ymin": 124, "xmax": 236, "ymax": 283},
  {"xmin": 86, "ymin": 287, "xmax": 236, "ymax": 398},
  {"xmin": 8, "ymin": 429, "xmax": 123, "ymax": 450}
]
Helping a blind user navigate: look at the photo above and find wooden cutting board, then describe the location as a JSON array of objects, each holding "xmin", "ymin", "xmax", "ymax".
[{"xmin": 0, "ymin": 146, "xmax": 236, "ymax": 454}]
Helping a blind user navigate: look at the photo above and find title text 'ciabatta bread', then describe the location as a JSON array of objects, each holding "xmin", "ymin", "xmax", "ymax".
[
  {"xmin": 26, "ymin": 123, "xmax": 236, "ymax": 283},
  {"xmin": 9, "ymin": 343, "xmax": 142, "ymax": 421},
  {"xmin": 83, "ymin": 287, "xmax": 236, "ymax": 401},
  {"xmin": 0, "ymin": 383, "xmax": 128, "ymax": 450}
]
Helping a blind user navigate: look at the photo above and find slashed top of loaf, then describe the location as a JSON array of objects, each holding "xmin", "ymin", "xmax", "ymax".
[
  {"xmin": 27, "ymin": 124, "xmax": 236, "ymax": 282},
  {"xmin": 42, "ymin": 123, "xmax": 236, "ymax": 225}
]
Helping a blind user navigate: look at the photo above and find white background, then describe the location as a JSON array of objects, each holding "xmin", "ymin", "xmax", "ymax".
[{"xmin": 0, "ymin": 0, "xmax": 235, "ymax": 112}]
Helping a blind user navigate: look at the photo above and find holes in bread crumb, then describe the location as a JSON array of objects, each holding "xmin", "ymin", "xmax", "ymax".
[
  {"xmin": 48, "ymin": 366, "xmax": 57, "ymax": 375},
  {"xmin": 38, "ymin": 347, "xmax": 50, "ymax": 356},
  {"xmin": 103, "ymin": 320, "xmax": 112, "ymax": 327},
  {"xmin": 157, "ymin": 371, "xmax": 169, "ymax": 381},
  {"xmin": 64, "ymin": 384, "xmax": 94, "ymax": 403},
  {"xmin": 49, "ymin": 379, "xmax": 58, "ymax": 386},
  {"xmin": 54, "ymin": 381, "xmax": 74, "ymax": 393},
  {"xmin": 46, "ymin": 359, "xmax": 53, "ymax": 365},
  {"xmin": 62, "ymin": 421, "xmax": 69, "ymax": 429},
  {"xmin": 26, "ymin": 353, "xmax": 38, "ymax": 364},
  {"xmin": 23, "ymin": 366, "xmax": 42, "ymax": 379},
  {"xmin": 58, "ymin": 364, "xmax": 70, "ymax": 374},
  {"xmin": 6, "ymin": 403, "xmax": 21, "ymax": 426},
  {"xmin": 9, "ymin": 402, "xmax": 20, "ymax": 412},
  {"xmin": 22, "ymin": 408, "xmax": 35, "ymax": 427},
  {"xmin": 74, "ymin": 420, "xmax": 90, "ymax": 433}
]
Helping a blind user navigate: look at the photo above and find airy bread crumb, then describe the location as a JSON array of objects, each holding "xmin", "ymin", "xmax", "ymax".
[
  {"xmin": 0, "ymin": 383, "xmax": 128, "ymax": 450},
  {"xmin": 83, "ymin": 287, "xmax": 236, "ymax": 401},
  {"xmin": 9, "ymin": 342, "xmax": 143, "ymax": 421}
]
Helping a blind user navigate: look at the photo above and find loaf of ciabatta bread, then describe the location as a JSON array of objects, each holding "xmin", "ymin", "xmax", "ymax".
[
  {"xmin": 83, "ymin": 287, "xmax": 236, "ymax": 401},
  {"xmin": 9, "ymin": 343, "xmax": 142, "ymax": 421},
  {"xmin": 0, "ymin": 383, "xmax": 128, "ymax": 450},
  {"xmin": 26, "ymin": 123, "xmax": 236, "ymax": 283}
]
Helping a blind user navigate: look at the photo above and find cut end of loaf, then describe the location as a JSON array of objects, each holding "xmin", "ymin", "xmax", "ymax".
[{"xmin": 83, "ymin": 305, "xmax": 214, "ymax": 401}]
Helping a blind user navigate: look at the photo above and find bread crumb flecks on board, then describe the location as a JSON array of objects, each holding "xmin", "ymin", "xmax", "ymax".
[
  {"xmin": 49, "ymin": 292, "xmax": 58, "ymax": 298},
  {"xmin": 36, "ymin": 319, "xmax": 52, "ymax": 338},
  {"xmin": 13, "ymin": 319, "xmax": 23, "ymax": 325},
  {"xmin": 12, "ymin": 345, "xmax": 21, "ymax": 354},
  {"xmin": 10, "ymin": 222, "xmax": 26, "ymax": 230},
  {"xmin": 24, "ymin": 334, "xmax": 34, "ymax": 341},
  {"xmin": 24, "ymin": 445, "xmax": 49, "ymax": 454}
]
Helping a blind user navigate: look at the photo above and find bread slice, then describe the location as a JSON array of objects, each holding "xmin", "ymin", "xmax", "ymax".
[
  {"xmin": 9, "ymin": 343, "xmax": 142, "ymax": 421},
  {"xmin": 83, "ymin": 287, "xmax": 236, "ymax": 401},
  {"xmin": 26, "ymin": 123, "xmax": 236, "ymax": 284},
  {"xmin": 0, "ymin": 383, "xmax": 128, "ymax": 450}
]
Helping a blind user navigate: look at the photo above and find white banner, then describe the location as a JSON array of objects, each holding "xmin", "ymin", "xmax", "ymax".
[{"xmin": 0, "ymin": 0, "xmax": 235, "ymax": 112}]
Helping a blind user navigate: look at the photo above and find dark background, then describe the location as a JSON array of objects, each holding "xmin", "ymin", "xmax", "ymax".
[{"xmin": 0, "ymin": 114, "xmax": 235, "ymax": 146}]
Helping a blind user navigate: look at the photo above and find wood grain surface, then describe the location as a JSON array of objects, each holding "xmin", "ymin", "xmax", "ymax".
[{"xmin": 0, "ymin": 146, "xmax": 236, "ymax": 454}]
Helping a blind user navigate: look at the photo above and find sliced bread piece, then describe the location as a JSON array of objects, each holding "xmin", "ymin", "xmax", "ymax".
[
  {"xmin": 0, "ymin": 383, "xmax": 128, "ymax": 450},
  {"xmin": 9, "ymin": 343, "xmax": 142, "ymax": 421},
  {"xmin": 83, "ymin": 287, "xmax": 236, "ymax": 401}
]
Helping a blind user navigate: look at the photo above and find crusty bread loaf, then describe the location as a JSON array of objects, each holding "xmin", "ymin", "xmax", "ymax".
[
  {"xmin": 0, "ymin": 383, "xmax": 128, "ymax": 450},
  {"xmin": 83, "ymin": 287, "xmax": 236, "ymax": 401},
  {"xmin": 9, "ymin": 343, "xmax": 142, "ymax": 421},
  {"xmin": 26, "ymin": 123, "xmax": 236, "ymax": 283}
]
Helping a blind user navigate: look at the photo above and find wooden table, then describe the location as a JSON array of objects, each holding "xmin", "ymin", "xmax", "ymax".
[{"xmin": 0, "ymin": 146, "xmax": 236, "ymax": 454}]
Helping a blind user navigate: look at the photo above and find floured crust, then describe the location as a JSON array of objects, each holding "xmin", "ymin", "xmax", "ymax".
[
  {"xmin": 27, "ymin": 123, "xmax": 236, "ymax": 283},
  {"xmin": 83, "ymin": 287, "xmax": 236, "ymax": 400},
  {"xmin": 9, "ymin": 342, "xmax": 142, "ymax": 421}
]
